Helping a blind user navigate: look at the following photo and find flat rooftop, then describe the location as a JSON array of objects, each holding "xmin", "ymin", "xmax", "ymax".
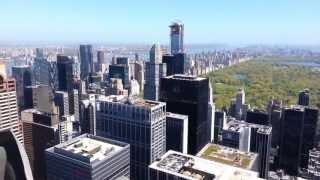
[
  {"xmin": 98, "ymin": 95, "xmax": 164, "ymax": 109},
  {"xmin": 226, "ymin": 118, "xmax": 272, "ymax": 133},
  {"xmin": 197, "ymin": 144, "xmax": 258, "ymax": 170},
  {"xmin": 167, "ymin": 112, "xmax": 188, "ymax": 120},
  {"xmin": 149, "ymin": 150, "xmax": 261, "ymax": 180},
  {"xmin": 48, "ymin": 134, "xmax": 127, "ymax": 165},
  {"xmin": 165, "ymin": 74, "xmax": 207, "ymax": 81}
]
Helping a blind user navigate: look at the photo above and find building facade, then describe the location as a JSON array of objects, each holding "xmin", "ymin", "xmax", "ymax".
[
  {"xmin": 162, "ymin": 53, "xmax": 185, "ymax": 76},
  {"xmin": 170, "ymin": 21, "xmax": 184, "ymax": 54},
  {"xmin": 46, "ymin": 134, "xmax": 130, "ymax": 180},
  {"xmin": 166, "ymin": 112, "xmax": 188, "ymax": 153},
  {"xmin": 0, "ymin": 72, "xmax": 24, "ymax": 145},
  {"xmin": 80, "ymin": 44, "xmax": 94, "ymax": 80},
  {"xmin": 160, "ymin": 75, "xmax": 210, "ymax": 155},
  {"xmin": 96, "ymin": 95, "xmax": 166, "ymax": 180},
  {"xmin": 144, "ymin": 44, "xmax": 167, "ymax": 101},
  {"xmin": 279, "ymin": 107, "xmax": 304, "ymax": 176},
  {"xmin": 57, "ymin": 55, "xmax": 74, "ymax": 92},
  {"xmin": 12, "ymin": 65, "xmax": 32, "ymax": 112}
]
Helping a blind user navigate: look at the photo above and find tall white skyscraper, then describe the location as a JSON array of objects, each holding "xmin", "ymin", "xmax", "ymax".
[
  {"xmin": 0, "ymin": 63, "xmax": 24, "ymax": 145},
  {"xmin": 144, "ymin": 44, "xmax": 166, "ymax": 101},
  {"xmin": 170, "ymin": 21, "xmax": 184, "ymax": 54},
  {"xmin": 236, "ymin": 88, "xmax": 245, "ymax": 119}
]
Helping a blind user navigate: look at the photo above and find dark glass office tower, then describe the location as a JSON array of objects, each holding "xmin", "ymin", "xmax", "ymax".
[
  {"xmin": 162, "ymin": 53, "xmax": 185, "ymax": 75},
  {"xmin": 54, "ymin": 91, "xmax": 69, "ymax": 117},
  {"xmin": 160, "ymin": 75, "xmax": 209, "ymax": 155},
  {"xmin": 57, "ymin": 55, "xmax": 74, "ymax": 91},
  {"xmin": 166, "ymin": 112, "xmax": 188, "ymax": 153},
  {"xmin": 12, "ymin": 66, "xmax": 32, "ymax": 112},
  {"xmin": 246, "ymin": 110, "xmax": 269, "ymax": 126},
  {"xmin": 80, "ymin": 44, "xmax": 94, "ymax": 80},
  {"xmin": 109, "ymin": 64, "xmax": 130, "ymax": 89},
  {"xmin": 298, "ymin": 89, "xmax": 310, "ymax": 106},
  {"xmin": 255, "ymin": 127, "xmax": 272, "ymax": 179},
  {"xmin": 279, "ymin": 107, "xmax": 304, "ymax": 176},
  {"xmin": 214, "ymin": 111, "xmax": 226, "ymax": 143},
  {"xmin": 79, "ymin": 97, "xmax": 96, "ymax": 135},
  {"xmin": 301, "ymin": 107, "xmax": 319, "ymax": 168}
]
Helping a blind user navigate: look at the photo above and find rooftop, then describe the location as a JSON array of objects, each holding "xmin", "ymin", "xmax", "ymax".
[
  {"xmin": 165, "ymin": 74, "xmax": 207, "ymax": 81},
  {"xmin": 48, "ymin": 134, "xmax": 128, "ymax": 165},
  {"xmin": 225, "ymin": 118, "xmax": 272, "ymax": 133},
  {"xmin": 166, "ymin": 112, "xmax": 188, "ymax": 120},
  {"xmin": 149, "ymin": 150, "xmax": 261, "ymax": 180},
  {"xmin": 98, "ymin": 95, "xmax": 164, "ymax": 109},
  {"xmin": 197, "ymin": 144, "xmax": 258, "ymax": 170}
]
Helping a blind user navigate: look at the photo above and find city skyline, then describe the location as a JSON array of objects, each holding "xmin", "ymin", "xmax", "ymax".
[{"xmin": 1, "ymin": 0, "xmax": 320, "ymax": 45}]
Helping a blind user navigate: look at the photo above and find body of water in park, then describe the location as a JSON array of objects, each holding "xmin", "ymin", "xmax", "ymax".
[{"xmin": 276, "ymin": 60, "xmax": 320, "ymax": 68}]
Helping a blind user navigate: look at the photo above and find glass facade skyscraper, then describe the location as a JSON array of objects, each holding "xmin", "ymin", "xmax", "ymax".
[
  {"xmin": 79, "ymin": 44, "xmax": 94, "ymax": 80},
  {"xmin": 144, "ymin": 44, "xmax": 166, "ymax": 101},
  {"xmin": 162, "ymin": 53, "xmax": 185, "ymax": 76},
  {"xmin": 170, "ymin": 21, "xmax": 184, "ymax": 55},
  {"xmin": 280, "ymin": 107, "xmax": 304, "ymax": 176},
  {"xmin": 160, "ymin": 75, "xmax": 209, "ymax": 155},
  {"xmin": 57, "ymin": 55, "xmax": 74, "ymax": 92}
]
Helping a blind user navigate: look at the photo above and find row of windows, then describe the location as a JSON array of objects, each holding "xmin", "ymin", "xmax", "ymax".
[
  {"xmin": 98, "ymin": 102, "xmax": 151, "ymax": 121},
  {"xmin": 97, "ymin": 118, "xmax": 151, "ymax": 144}
]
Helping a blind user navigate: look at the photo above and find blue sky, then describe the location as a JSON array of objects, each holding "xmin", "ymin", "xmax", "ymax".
[{"xmin": 0, "ymin": 0, "xmax": 319, "ymax": 45}]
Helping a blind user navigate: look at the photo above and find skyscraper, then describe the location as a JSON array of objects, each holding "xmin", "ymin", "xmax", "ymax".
[
  {"xmin": 235, "ymin": 88, "xmax": 245, "ymax": 120},
  {"xmin": 109, "ymin": 64, "xmax": 130, "ymax": 89},
  {"xmin": 46, "ymin": 134, "xmax": 130, "ymax": 180},
  {"xmin": 162, "ymin": 53, "xmax": 185, "ymax": 75},
  {"xmin": 0, "ymin": 66, "xmax": 24, "ymax": 145},
  {"xmin": 160, "ymin": 74, "xmax": 209, "ymax": 155},
  {"xmin": 21, "ymin": 109, "xmax": 60, "ymax": 180},
  {"xmin": 12, "ymin": 65, "xmax": 32, "ymax": 112},
  {"xmin": 31, "ymin": 85, "xmax": 58, "ymax": 114},
  {"xmin": 144, "ymin": 44, "xmax": 167, "ymax": 101},
  {"xmin": 246, "ymin": 109, "xmax": 269, "ymax": 126},
  {"xmin": 268, "ymin": 99, "xmax": 282, "ymax": 170},
  {"xmin": 298, "ymin": 89, "xmax": 310, "ymax": 106},
  {"xmin": 133, "ymin": 61, "xmax": 144, "ymax": 91},
  {"xmin": 255, "ymin": 127, "xmax": 272, "ymax": 179},
  {"xmin": 170, "ymin": 21, "xmax": 184, "ymax": 54},
  {"xmin": 166, "ymin": 112, "xmax": 188, "ymax": 153},
  {"xmin": 57, "ymin": 55, "xmax": 74, "ymax": 92},
  {"xmin": 96, "ymin": 50, "xmax": 105, "ymax": 72},
  {"xmin": 54, "ymin": 91, "xmax": 70, "ymax": 117},
  {"xmin": 79, "ymin": 95, "xmax": 96, "ymax": 135},
  {"xmin": 96, "ymin": 95, "xmax": 166, "ymax": 180},
  {"xmin": 213, "ymin": 111, "xmax": 226, "ymax": 143},
  {"xmin": 279, "ymin": 106, "xmax": 304, "ymax": 176},
  {"xmin": 80, "ymin": 44, "xmax": 94, "ymax": 80},
  {"xmin": 301, "ymin": 107, "xmax": 319, "ymax": 168},
  {"xmin": 33, "ymin": 54, "xmax": 57, "ymax": 91}
]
